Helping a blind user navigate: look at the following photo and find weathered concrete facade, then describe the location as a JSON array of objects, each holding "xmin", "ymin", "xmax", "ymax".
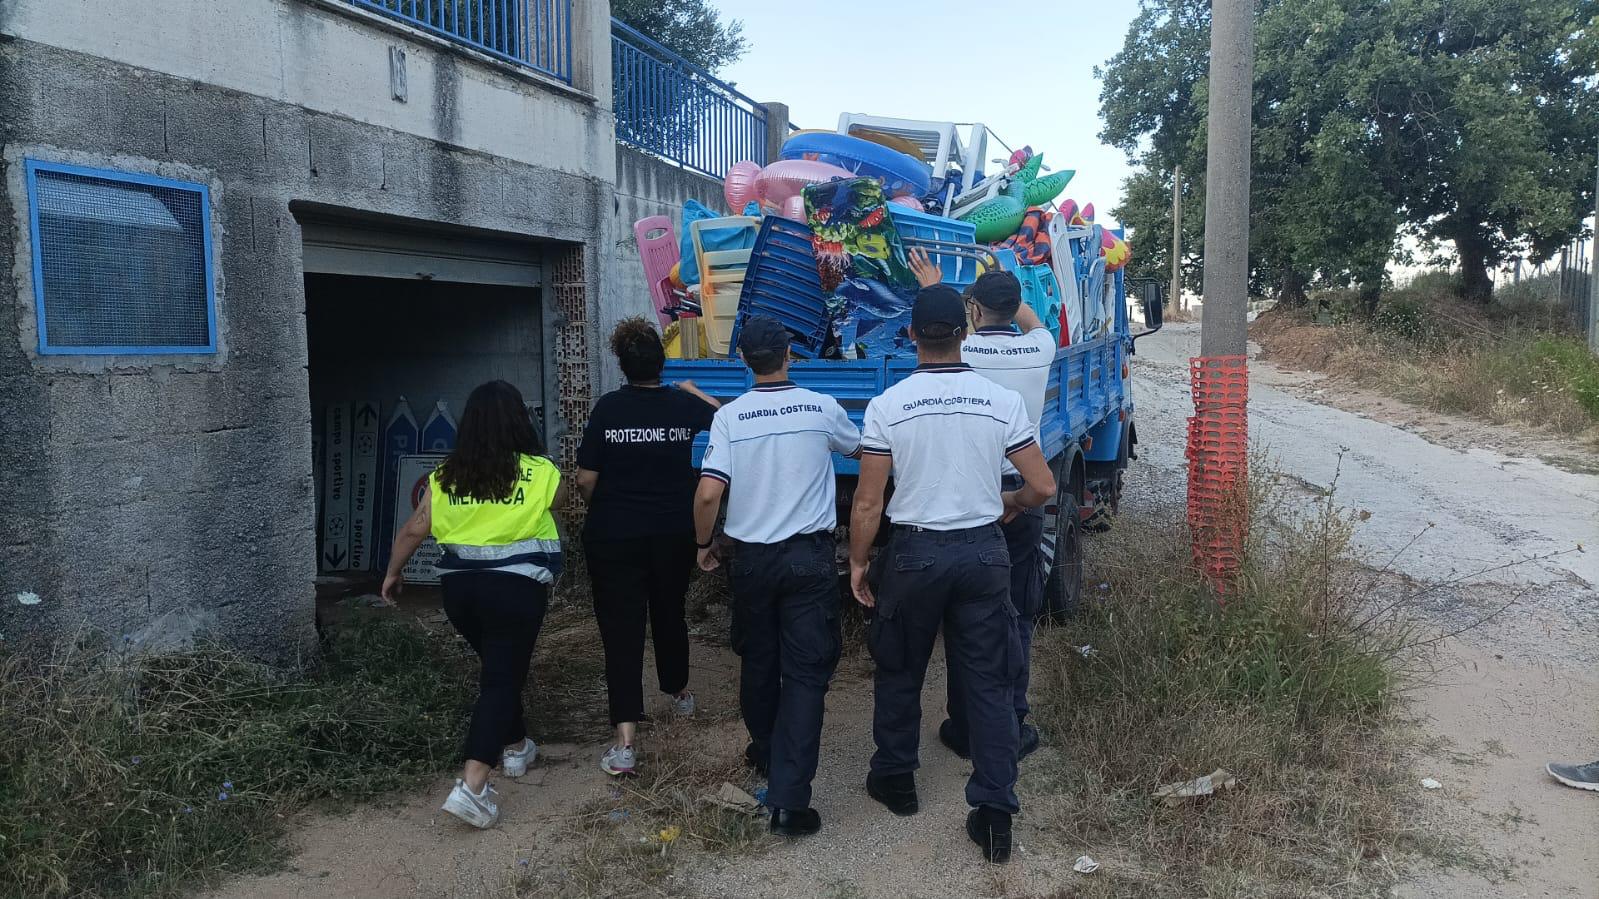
[{"xmin": 0, "ymin": 0, "xmax": 639, "ymax": 659}]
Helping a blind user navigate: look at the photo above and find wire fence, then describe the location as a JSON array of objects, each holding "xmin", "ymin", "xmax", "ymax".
[{"xmin": 1495, "ymin": 236, "xmax": 1593, "ymax": 336}]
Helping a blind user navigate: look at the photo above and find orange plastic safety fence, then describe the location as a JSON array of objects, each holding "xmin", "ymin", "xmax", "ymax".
[{"xmin": 1187, "ymin": 355, "xmax": 1249, "ymax": 589}]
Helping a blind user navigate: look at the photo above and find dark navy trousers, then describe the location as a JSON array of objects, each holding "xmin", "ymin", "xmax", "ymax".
[
  {"xmin": 945, "ymin": 477, "xmax": 1046, "ymax": 742},
  {"xmin": 868, "ymin": 524, "xmax": 1021, "ymax": 814},
  {"xmin": 729, "ymin": 531, "xmax": 841, "ymax": 811}
]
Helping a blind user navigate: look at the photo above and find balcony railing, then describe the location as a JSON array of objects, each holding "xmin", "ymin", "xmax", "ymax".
[
  {"xmin": 611, "ymin": 20, "xmax": 769, "ymax": 180},
  {"xmin": 342, "ymin": 0, "xmax": 572, "ymax": 84}
]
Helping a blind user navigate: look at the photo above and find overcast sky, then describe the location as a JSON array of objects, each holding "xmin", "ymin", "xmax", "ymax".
[{"xmin": 710, "ymin": 0, "xmax": 1142, "ymax": 225}]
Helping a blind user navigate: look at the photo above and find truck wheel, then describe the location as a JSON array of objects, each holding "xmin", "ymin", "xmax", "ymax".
[{"xmin": 1041, "ymin": 466, "xmax": 1085, "ymax": 624}]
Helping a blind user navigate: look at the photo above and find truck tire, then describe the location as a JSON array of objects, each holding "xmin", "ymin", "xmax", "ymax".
[{"xmin": 1041, "ymin": 463, "xmax": 1085, "ymax": 624}]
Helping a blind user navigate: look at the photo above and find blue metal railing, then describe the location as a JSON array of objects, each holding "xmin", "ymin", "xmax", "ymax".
[
  {"xmin": 343, "ymin": 0, "xmax": 572, "ymax": 84},
  {"xmin": 611, "ymin": 20, "xmax": 770, "ymax": 180}
]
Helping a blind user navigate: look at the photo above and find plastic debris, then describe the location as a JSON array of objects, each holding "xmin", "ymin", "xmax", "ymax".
[
  {"xmin": 1073, "ymin": 855, "xmax": 1101, "ymax": 874},
  {"xmin": 703, "ymin": 782, "xmax": 763, "ymax": 815},
  {"xmin": 607, "ymin": 809, "xmax": 630, "ymax": 824},
  {"xmin": 1420, "ymin": 777, "xmax": 1442, "ymax": 790},
  {"xmin": 16, "ymin": 592, "xmax": 41, "ymax": 606},
  {"xmin": 1154, "ymin": 769, "xmax": 1239, "ymax": 807},
  {"xmin": 1076, "ymin": 644, "xmax": 1099, "ymax": 659}
]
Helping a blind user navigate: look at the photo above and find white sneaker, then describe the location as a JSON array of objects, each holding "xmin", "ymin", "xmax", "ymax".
[
  {"xmin": 600, "ymin": 744, "xmax": 637, "ymax": 776},
  {"xmin": 673, "ymin": 691, "xmax": 697, "ymax": 718},
  {"xmin": 501, "ymin": 739, "xmax": 538, "ymax": 778},
  {"xmin": 441, "ymin": 779, "xmax": 499, "ymax": 829}
]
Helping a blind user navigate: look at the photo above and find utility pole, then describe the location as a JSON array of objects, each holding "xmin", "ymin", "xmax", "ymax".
[
  {"xmin": 1199, "ymin": 0, "xmax": 1254, "ymax": 357},
  {"xmin": 1188, "ymin": 0, "xmax": 1255, "ymax": 591},
  {"xmin": 1170, "ymin": 165, "xmax": 1184, "ymax": 312}
]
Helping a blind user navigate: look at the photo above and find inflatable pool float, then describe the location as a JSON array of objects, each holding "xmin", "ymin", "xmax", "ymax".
[
  {"xmin": 754, "ymin": 158, "xmax": 857, "ymax": 208},
  {"xmin": 781, "ymin": 131, "xmax": 931, "ymax": 199}
]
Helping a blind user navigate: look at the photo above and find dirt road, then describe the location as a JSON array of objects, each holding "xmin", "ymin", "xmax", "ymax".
[
  {"xmin": 210, "ymin": 324, "xmax": 1598, "ymax": 899},
  {"xmin": 1139, "ymin": 323, "xmax": 1599, "ymax": 898}
]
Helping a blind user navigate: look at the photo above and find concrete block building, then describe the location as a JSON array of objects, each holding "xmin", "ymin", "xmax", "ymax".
[{"xmin": 0, "ymin": 0, "xmax": 776, "ymax": 659}]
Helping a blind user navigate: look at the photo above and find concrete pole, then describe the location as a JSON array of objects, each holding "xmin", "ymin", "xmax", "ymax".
[
  {"xmin": 761, "ymin": 102, "xmax": 790, "ymax": 167},
  {"xmin": 1589, "ymin": 139, "xmax": 1598, "ymax": 355},
  {"xmin": 1170, "ymin": 165, "xmax": 1184, "ymax": 311},
  {"xmin": 1199, "ymin": 0, "xmax": 1255, "ymax": 357}
]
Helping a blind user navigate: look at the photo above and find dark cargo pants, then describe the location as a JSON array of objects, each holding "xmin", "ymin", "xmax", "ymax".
[
  {"xmin": 868, "ymin": 523, "xmax": 1022, "ymax": 814},
  {"xmin": 730, "ymin": 531, "xmax": 841, "ymax": 811},
  {"xmin": 945, "ymin": 476, "xmax": 1047, "ymax": 743}
]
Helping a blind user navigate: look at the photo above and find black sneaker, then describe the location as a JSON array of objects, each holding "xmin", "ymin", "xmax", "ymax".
[
  {"xmin": 966, "ymin": 807, "xmax": 1012, "ymax": 864},
  {"xmin": 769, "ymin": 807, "xmax": 822, "ymax": 837},
  {"xmin": 866, "ymin": 771, "xmax": 919, "ymax": 816},
  {"xmin": 1546, "ymin": 759, "xmax": 1599, "ymax": 792},
  {"xmin": 1018, "ymin": 723, "xmax": 1040, "ymax": 760},
  {"xmin": 938, "ymin": 719, "xmax": 971, "ymax": 760}
]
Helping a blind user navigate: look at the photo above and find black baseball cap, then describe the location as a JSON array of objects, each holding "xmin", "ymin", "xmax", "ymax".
[
  {"xmin": 737, "ymin": 314, "xmax": 790, "ymax": 356},
  {"xmin": 971, "ymin": 270, "xmax": 1023, "ymax": 314},
  {"xmin": 911, "ymin": 285, "xmax": 967, "ymax": 338}
]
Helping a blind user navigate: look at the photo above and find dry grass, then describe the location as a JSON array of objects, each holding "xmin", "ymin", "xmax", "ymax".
[
  {"xmin": 1253, "ymin": 294, "xmax": 1599, "ymax": 443},
  {"xmin": 0, "ymin": 615, "xmax": 479, "ymax": 899},
  {"xmin": 1021, "ymin": 465, "xmax": 1440, "ymax": 896}
]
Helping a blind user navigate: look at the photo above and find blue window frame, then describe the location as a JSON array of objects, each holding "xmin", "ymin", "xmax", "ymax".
[{"xmin": 25, "ymin": 159, "xmax": 218, "ymax": 355}]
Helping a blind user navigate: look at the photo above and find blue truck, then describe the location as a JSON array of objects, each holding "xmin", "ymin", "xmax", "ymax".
[{"xmin": 663, "ymin": 254, "xmax": 1163, "ymax": 619}]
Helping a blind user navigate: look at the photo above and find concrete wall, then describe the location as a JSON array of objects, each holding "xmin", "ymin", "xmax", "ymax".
[
  {"xmin": 0, "ymin": 0, "xmax": 786, "ymax": 659},
  {"xmin": 0, "ymin": 9, "xmax": 614, "ymax": 659},
  {"xmin": 0, "ymin": 0, "xmax": 615, "ymax": 183},
  {"xmin": 602, "ymin": 146, "xmax": 726, "ymax": 391}
]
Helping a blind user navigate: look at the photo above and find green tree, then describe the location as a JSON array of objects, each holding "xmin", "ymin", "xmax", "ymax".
[
  {"xmin": 1100, "ymin": 0, "xmax": 1599, "ymax": 306},
  {"xmin": 611, "ymin": 0, "xmax": 747, "ymax": 74}
]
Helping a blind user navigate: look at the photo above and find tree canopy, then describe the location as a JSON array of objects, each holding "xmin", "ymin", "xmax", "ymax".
[
  {"xmin": 611, "ymin": 0, "xmax": 747, "ymax": 74},
  {"xmin": 1102, "ymin": 0, "xmax": 1599, "ymax": 304}
]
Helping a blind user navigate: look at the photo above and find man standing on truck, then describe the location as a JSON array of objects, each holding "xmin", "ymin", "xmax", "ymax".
[
  {"xmin": 691, "ymin": 315, "xmax": 863, "ymax": 838},
  {"xmin": 909, "ymin": 257, "xmax": 1054, "ymax": 762},
  {"xmin": 848, "ymin": 285, "xmax": 1057, "ymax": 864}
]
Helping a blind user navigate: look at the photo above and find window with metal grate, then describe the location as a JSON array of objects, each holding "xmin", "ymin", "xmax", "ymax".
[{"xmin": 25, "ymin": 160, "xmax": 217, "ymax": 355}]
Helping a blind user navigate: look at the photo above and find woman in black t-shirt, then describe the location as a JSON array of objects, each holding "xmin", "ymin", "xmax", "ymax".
[{"xmin": 576, "ymin": 318, "xmax": 719, "ymax": 777}]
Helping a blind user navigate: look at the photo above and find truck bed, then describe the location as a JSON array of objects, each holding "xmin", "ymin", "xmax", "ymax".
[{"xmin": 663, "ymin": 333, "xmax": 1129, "ymax": 473}]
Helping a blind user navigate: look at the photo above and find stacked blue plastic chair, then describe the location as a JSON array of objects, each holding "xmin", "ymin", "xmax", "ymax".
[{"xmin": 729, "ymin": 217, "xmax": 831, "ymax": 358}]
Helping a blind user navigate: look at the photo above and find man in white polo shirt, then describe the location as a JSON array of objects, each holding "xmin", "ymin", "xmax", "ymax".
[
  {"xmin": 910, "ymin": 265, "xmax": 1055, "ymax": 764},
  {"xmin": 692, "ymin": 315, "xmax": 862, "ymax": 839},
  {"xmin": 848, "ymin": 286, "xmax": 1057, "ymax": 864}
]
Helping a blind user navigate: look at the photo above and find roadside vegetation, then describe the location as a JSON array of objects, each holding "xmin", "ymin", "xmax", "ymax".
[
  {"xmin": 1253, "ymin": 271, "xmax": 1599, "ymax": 443},
  {"xmin": 0, "ymin": 615, "xmax": 481, "ymax": 898},
  {"xmin": 1024, "ymin": 467, "xmax": 1428, "ymax": 896}
]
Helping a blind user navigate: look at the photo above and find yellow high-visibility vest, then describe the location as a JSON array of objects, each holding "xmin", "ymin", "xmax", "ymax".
[{"xmin": 429, "ymin": 453, "xmax": 561, "ymax": 549}]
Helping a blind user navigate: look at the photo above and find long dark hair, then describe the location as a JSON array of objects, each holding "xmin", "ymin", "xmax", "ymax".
[
  {"xmin": 610, "ymin": 317, "xmax": 665, "ymax": 383},
  {"xmin": 435, "ymin": 380, "xmax": 544, "ymax": 502}
]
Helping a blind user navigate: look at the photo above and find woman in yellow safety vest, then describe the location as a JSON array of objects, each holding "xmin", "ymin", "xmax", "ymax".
[{"xmin": 382, "ymin": 379, "xmax": 565, "ymax": 830}]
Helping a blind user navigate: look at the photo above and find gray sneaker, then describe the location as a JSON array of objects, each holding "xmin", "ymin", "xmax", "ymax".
[
  {"xmin": 673, "ymin": 691, "xmax": 697, "ymax": 718},
  {"xmin": 601, "ymin": 744, "xmax": 637, "ymax": 776},
  {"xmin": 441, "ymin": 779, "xmax": 499, "ymax": 829},
  {"xmin": 501, "ymin": 738, "xmax": 538, "ymax": 778},
  {"xmin": 1546, "ymin": 760, "xmax": 1599, "ymax": 792}
]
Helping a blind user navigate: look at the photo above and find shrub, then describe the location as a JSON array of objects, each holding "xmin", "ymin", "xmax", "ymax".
[{"xmin": 1026, "ymin": 467, "xmax": 1418, "ymax": 895}]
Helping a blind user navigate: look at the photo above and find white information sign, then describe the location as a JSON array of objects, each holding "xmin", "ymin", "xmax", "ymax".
[
  {"xmin": 394, "ymin": 453, "xmax": 447, "ymax": 584},
  {"xmin": 320, "ymin": 403, "xmax": 351, "ymax": 571},
  {"xmin": 347, "ymin": 402, "xmax": 381, "ymax": 572}
]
